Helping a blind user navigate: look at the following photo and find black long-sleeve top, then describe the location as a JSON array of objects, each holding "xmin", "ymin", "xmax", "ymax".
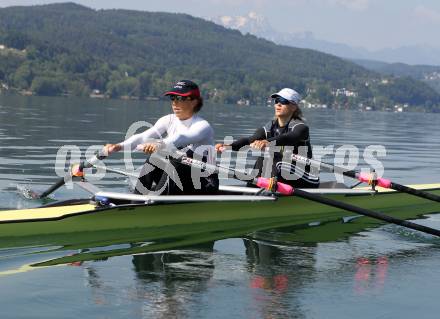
[{"xmin": 230, "ymin": 119, "xmax": 312, "ymax": 159}]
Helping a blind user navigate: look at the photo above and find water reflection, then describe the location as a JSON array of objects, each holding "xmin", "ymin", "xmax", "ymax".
[
  {"xmin": 1, "ymin": 232, "xmax": 439, "ymax": 318},
  {"xmin": 124, "ymin": 239, "xmax": 316, "ymax": 318},
  {"xmin": 67, "ymin": 240, "xmax": 317, "ymax": 318},
  {"xmin": 131, "ymin": 243, "xmax": 215, "ymax": 318},
  {"xmin": 245, "ymin": 239, "xmax": 312, "ymax": 319},
  {"xmin": 354, "ymin": 256, "xmax": 388, "ymax": 295}
]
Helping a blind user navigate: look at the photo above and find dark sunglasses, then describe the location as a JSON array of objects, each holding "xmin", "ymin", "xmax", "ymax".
[
  {"xmin": 274, "ymin": 97, "xmax": 291, "ymax": 105},
  {"xmin": 170, "ymin": 95, "xmax": 193, "ymax": 101}
]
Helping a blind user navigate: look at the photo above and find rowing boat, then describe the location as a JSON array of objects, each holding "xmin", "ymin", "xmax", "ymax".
[
  {"xmin": 1, "ymin": 148, "xmax": 439, "ymax": 266},
  {"xmin": 1, "ymin": 182, "xmax": 440, "ymax": 266}
]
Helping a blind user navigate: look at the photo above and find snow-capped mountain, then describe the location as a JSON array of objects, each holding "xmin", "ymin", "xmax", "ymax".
[
  {"xmin": 212, "ymin": 12, "xmax": 275, "ymax": 38},
  {"xmin": 210, "ymin": 12, "xmax": 440, "ymax": 66}
]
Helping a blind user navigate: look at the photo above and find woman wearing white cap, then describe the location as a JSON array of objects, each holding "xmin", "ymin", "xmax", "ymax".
[
  {"xmin": 216, "ymin": 88, "xmax": 319, "ymax": 188},
  {"xmin": 104, "ymin": 80, "xmax": 219, "ymax": 195}
]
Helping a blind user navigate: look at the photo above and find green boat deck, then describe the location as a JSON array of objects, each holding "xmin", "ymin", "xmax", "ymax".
[{"xmin": 1, "ymin": 189, "xmax": 439, "ymax": 262}]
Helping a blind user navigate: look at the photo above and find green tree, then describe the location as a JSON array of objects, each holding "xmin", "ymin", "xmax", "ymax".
[
  {"xmin": 13, "ymin": 63, "xmax": 33, "ymax": 89},
  {"xmin": 67, "ymin": 80, "xmax": 89, "ymax": 96},
  {"xmin": 31, "ymin": 76, "xmax": 64, "ymax": 95},
  {"xmin": 87, "ymin": 64, "xmax": 111, "ymax": 91},
  {"xmin": 314, "ymin": 85, "xmax": 334, "ymax": 105},
  {"xmin": 106, "ymin": 77, "xmax": 139, "ymax": 98},
  {"xmin": 3, "ymin": 31, "xmax": 30, "ymax": 50},
  {"xmin": 137, "ymin": 71, "xmax": 152, "ymax": 97}
]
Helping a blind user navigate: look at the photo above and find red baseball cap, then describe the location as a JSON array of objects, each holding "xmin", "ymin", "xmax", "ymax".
[{"xmin": 164, "ymin": 80, "xmax": 201, "ymax": 98}]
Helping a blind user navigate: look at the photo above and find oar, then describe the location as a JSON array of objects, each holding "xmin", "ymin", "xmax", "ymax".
[
  {"xmin": 291, "ymin": 187, "xmax": 440, "ymax": 237},
  {"xmin": 161, "ymin": 149, "xmax": 292, "ymax": 194},
  {"xmin": 36, "ymin": 152, "xmax": 107, "ymax": 199},
  {"xmin": 290, "ymin": 153, "xmax": 440, "ymax": 203},
  {"xmin": 168, "ymin": 149, "xmax": 440, "ymax": 237},
  {"xmin": 76, "ymin": 148, "xmax": 439, "ymax": 237}
]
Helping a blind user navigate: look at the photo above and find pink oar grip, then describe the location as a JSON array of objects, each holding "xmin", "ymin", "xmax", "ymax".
[
  {"xmin": 377, "ymin": 177, "xmax": 392, "ymax": 188},
  {"xmin": 357, "ymin": 173, "xmax": 392, "ymax": 188},
  {"xmin": 275, "ymin": 182, "xmax": 295, "ymax": 195},
  {"xmin": 357, "ymin": 172, "xmax": 371, "ymax": 184},
  {"xmin": 255, "ymin": 177, "xmax": 294, "ymax": 195}
]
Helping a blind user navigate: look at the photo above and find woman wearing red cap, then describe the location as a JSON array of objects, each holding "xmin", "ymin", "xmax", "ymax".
[
  {"xmin": 104, "ymin": 80, "xmax": 219, "ymax": 195},
  {"xmin": 216, "ymin": 88, "xmax": 319, "ymax": 188}
]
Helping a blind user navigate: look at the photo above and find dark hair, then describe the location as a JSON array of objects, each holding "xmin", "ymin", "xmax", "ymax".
[
  {"xmin": 291, "ymin": 103, "xmax": 303, "ymax": 120},
  {"xmin": 273, "ymin": 103, "xmax": 304, "ymax": 121},
  {"xmin": 194, "ymin": 97, "xmax": 204, "ymax": 113}
]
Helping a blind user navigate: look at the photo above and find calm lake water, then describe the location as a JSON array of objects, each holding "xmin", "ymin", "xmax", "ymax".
[{"xmin": 1, "ymin": 95, "xmax": 440, "ymax": 318}]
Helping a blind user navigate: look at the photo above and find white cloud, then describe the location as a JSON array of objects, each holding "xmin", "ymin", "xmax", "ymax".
[{"xmin": 414, "ymin": 5, "xmax": 440, "ymax": 24}]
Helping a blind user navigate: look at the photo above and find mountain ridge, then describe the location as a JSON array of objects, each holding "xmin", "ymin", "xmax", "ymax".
[
  {"xmin": 211, "ymin": 12, "xmax": 440, "ymax": 66},
  {"xmin": 351, "ymin": 58, "xmax": 440, "ymax": 94},
  {"xmin": 0, "ymin": 3, "xmax": 439, "ymax": 111}
]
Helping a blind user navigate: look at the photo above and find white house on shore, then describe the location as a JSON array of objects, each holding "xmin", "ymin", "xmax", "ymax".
[{"xmin": 332, "ymin": 88, "xmax": 358, "ymax": 97}]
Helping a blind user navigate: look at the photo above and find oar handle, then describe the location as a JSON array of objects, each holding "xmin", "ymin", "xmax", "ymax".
[
  {"xmin": 357, "ymin": 172, "xmax": 392, "ymax": 188},
  {"xmin": 80, "ymin": 151, "xmax": 107, "ymax": 170},
  {"xmin": 292, "ymin": 153, "xmax": 440, "ymax": 203},
  {"xmin": 72, "ymin": 151, "xmax": 108, "ymax": 176},
  {"xmin": 291, "ymin": 153, "xmax": 390, "ymax": 187},
  {"xmin": 254, "ymin": 177, "xmax": 294, "ymax": 195}
]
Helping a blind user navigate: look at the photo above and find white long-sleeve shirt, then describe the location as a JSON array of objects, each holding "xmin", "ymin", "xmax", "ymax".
[{"xmin": 119, "ymin": 114, "xmax": 215, "ymax": 163}]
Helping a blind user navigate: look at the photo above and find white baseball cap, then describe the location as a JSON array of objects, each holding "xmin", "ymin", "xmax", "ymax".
[{"xmin": 271, "ymin": 88, "xmax": 301, "ymax": 105}]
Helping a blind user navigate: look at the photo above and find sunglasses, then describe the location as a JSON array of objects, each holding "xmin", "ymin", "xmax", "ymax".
[
  {"xmin": 169, "ymin": 95, "xmax": 193, "ymax": 101},
  {"xmin": 274, "ymin": 97, "xmax": 291, "ymax": 105}
]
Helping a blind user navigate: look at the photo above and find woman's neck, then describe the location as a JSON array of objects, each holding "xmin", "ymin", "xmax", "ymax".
[
  {"xmin": 176, "ymin": 114, "xmax": 194, "ymax": 121},
  {"xmin": 277, "ymin": 115, "xmax": 291, "ymax": 127}
]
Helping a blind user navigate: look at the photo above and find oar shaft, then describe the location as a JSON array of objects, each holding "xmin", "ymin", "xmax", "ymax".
[
  {"xmin": 37, "ymin": 152, "xmax": 107, "ymax": 199},
  {"xmin": 92, "ymin": 165, "xmax": 139, "ymax": 179},
  {"xmin": 291, "ymin": 153, "xmax": 357, "ymax": 178},
  {"xmin": 38, "ymin": 177, "xmax": 67, "ymax": 198},
  {"xmin": 158, "ymin": 149, "xmax": 440, "ymax": 237},
  {"xmin": 172, "ymin": 150, "xmax": 293, "ymax": 195},
  {"xmin": 389, "ymin": 182, "xmax": 440, "ymax": 202},
  {"xmin": 292, "ymin": 154, "xmax": 440, "ymax": 203},
  {"xmin": 293, "ymin": 188, "xmax": 440, "ymax": 237}
]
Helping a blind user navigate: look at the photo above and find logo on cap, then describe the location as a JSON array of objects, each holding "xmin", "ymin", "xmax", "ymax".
[{"xmin": 164, "ymin": 80, "xmax": 201, "ymax": 98}]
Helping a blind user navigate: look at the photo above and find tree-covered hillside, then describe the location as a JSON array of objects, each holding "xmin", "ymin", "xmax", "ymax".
[
  {"xmin": 0, "ymin": 3, "xmax": 439, "ymax": 110},
  {"xmin": 352, "ymin": 59, "xmax": 440, "ymax": 97}
]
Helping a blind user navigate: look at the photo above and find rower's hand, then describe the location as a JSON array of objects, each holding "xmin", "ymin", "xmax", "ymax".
[
  {"xmin": 103, "ymin": 143, "xmax": 122, "ymax": 155},
  {"xmin": 138, "ymin": 143, "xmax": 159, "ymax": 154},
  {"xmin": 215, "ymin": 143, "xmax": 229, "ymax": 153},
  {"xmin": 250, "ymin": 140, "xmax": 269, "ymax": 150}
]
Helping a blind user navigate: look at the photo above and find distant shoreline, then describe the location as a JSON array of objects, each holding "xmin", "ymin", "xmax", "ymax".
[{"xmin": 1, "ymin": 91, "xmax": 436, "ymax": 113}]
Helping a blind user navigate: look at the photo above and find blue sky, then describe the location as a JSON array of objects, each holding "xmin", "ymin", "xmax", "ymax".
[{"xmin": 1, "ymin": 0, "xmax": 440, "ymax": 50}]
